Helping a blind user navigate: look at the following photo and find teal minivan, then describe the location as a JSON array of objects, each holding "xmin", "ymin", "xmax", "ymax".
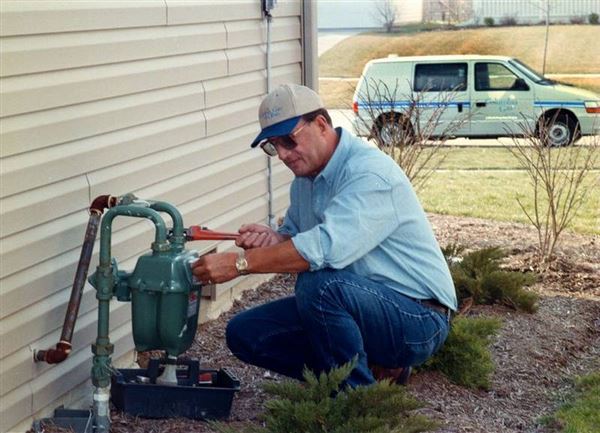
[{"xmin": 352, "ymin": 55, "xmax": 600, "ymax": 146}]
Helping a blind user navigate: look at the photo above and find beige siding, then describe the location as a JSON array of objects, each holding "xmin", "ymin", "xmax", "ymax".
[{"xmin": 0, "ymin": 0, "xmax": 303, "ymax": 431}]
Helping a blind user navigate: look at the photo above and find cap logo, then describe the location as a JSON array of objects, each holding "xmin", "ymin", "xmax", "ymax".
[{"xmin": 261, "ymin": 106, "xmax": 282, "ymax": 122}]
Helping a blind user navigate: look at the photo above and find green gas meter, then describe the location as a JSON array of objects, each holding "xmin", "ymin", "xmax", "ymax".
[
  {"xmin": 33, "ymin": 194, "xmax": 242, "ymax": 432},
  {"xmin": 88, "ymin": 195, "xmax": 202, "ymax": 361}
]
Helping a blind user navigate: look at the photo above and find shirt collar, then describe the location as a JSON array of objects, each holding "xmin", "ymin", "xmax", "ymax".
[{"xmin": 316, "ymin": 127, "xmax": 350, "ymax": 184}]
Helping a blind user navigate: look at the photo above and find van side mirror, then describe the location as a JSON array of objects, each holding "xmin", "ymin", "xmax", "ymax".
[{"xmin": 512, "ymin": 78, "xmax": 529, "ymax": 91}]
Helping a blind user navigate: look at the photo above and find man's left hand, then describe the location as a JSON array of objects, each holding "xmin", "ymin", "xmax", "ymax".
[{"xmin": 191, "ymin": 252, "xmax": 238, "ymax": 285}]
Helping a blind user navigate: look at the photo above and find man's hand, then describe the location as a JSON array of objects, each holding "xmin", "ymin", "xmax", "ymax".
[
  {"xmin": 191, "ymin": 252, "xmax": 238, "ymax": 285},
  {"xmin": 236, "ymin": 224, "xmax": 288, "ymax": 249}
]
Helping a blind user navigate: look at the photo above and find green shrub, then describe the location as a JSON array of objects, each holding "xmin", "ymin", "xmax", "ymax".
[
  {"xmin": 589, "ymin": 12, "xmax": 599, "ymax": 24},
  {"xmin": 484, "ymin": 17, "xmax": 495, "ymax": 26},
  {"xmin": 443, "ymin": 246, "xmax": 538, "ymax": 312},
  {"xmin": 569, "ymin": 15, "xmax": 586, "ymax": 24},
  {"xmin": 424, "ymin": 316, "xmax": 502, "ymax": 389},
  {"xmin": 500, "ymin": 15, "xmax": 517, "ymax": 26},
  {"xmin": 213, "ymin": 360, "xmax": 437, "ymax": 433}
]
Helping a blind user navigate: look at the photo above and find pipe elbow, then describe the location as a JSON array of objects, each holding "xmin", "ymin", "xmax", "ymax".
[
  {"xmin": 34, "ymin": 341, "xmax": 72, "ymax": 364},
  {"xmin": 90, "ymin": 195, "xmax": 118, "ymax": 215}
]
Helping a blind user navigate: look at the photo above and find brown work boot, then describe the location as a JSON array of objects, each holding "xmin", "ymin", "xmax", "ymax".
[{"xmin": 369, "ymin": 364, "xmax": 412, "ymax": 385}]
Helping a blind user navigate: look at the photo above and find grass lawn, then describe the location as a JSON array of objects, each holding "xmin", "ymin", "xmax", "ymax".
[
  {"xmin": 417, "ymin": 169, "xmax": 599, "ymax": 235},
  {"xmin": 319, "ymin": 79, "xmax": 357, "ymax": 109},
  {"xmin": 544, "ymin": 372, "xmax": 600, "ymax": 433},
  {"xmin": 320, "ymin": 25, "xmax": 600, "ymax": 77},
  {"xmin": 554, "ymin": 77, "xmax": 600, "ymax": 94},
  {"xmin": 430, "ymin": 147, "xmax": 600, "ymax": 170}
]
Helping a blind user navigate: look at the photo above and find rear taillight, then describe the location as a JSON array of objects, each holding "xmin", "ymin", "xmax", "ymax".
[
  {"xmin": 584, "ymin": 101, "xmax": 600, "ymax": 113},
  {"xmin": 352, "ymin": 101, "xmax": 359, "ymax": 114}
]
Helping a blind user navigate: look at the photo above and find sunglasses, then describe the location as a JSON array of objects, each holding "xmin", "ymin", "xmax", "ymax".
[{"xmin": 259, "ymin": 121, "xmax": 310, "ymax": 157}]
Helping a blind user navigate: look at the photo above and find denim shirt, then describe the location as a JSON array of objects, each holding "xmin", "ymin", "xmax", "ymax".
[{"xmin": 278, "ymin": 127, "xmax": 457, "ymax": 311}]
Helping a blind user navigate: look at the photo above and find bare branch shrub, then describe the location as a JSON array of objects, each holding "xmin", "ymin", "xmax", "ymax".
[
  {"xmin": 372, "ymin": 0, "xmax": 397, "ymax": 33},
  {"xmin": 507, "ymin": 114, "xmax": 599, "ymax": 265},
  {"xmin": 354, "ymin": 78, "xmax": 470, "ymax": 190}
]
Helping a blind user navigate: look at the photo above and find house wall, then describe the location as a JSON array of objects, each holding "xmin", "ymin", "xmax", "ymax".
[
  {"xmin": 318, "ymin": 0, "xmax": 423, "ymax": 29},
  {"xmin": 0, "ymin": 1, "xmax": 305, "ymax": 431},
  {"xmin": 422, "ymin": 0, "xmax": 473, "ymax": 23},
  {"xmin": 471, "ymin": 0, "xmax": 600, "ymax": 24}
]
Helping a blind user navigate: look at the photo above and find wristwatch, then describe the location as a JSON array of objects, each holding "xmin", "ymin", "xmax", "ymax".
[{"xmin": 235, "ymin": 251, "xmax": 249, "ymax": 275}]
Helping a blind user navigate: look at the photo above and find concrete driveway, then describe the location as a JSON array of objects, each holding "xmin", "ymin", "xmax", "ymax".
[{"xmin": 318, "ymin": 30, "xmax": 360, "ymax": 56}]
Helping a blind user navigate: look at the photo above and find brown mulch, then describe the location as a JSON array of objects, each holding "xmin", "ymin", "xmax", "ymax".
[{"xmin": 41, "ymin": 214, "xmax": 600, "ymax": 433}]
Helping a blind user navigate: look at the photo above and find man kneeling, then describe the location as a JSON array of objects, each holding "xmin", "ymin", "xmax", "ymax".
[{"xmin": 192, "ymin": 84, "xmax": 456, "ymax": 387}]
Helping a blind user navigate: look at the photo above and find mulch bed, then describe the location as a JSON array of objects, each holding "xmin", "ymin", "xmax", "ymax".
[{"xmin": 40, "ymin": 214, "xmax": 600, "ymax": 433}]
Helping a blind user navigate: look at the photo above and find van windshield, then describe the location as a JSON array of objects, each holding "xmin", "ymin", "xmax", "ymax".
[{"xmin": 509, "ymin": 59, "xmax": 554, "ymax": 85}]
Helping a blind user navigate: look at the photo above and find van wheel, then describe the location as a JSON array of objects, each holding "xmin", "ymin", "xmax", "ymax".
[
  {"xmin": 375, "ymin": 114, "xmax": 414, "ymax": 146},
  {"xmin": 538, "ymin": 112, "xmax": 579, "ymax": 147}
]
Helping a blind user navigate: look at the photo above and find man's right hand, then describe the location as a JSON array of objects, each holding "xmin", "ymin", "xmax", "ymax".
[{"xmin": 236, "ymin": 224, "xmax": 288, "ymax": 249}]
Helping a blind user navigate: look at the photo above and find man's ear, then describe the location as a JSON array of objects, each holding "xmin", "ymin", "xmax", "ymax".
[{"xmin": 315, "ymin": 115, "xmax": 329, "ymax": 134}]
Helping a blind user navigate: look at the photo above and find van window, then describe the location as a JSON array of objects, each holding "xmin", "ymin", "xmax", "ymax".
[
  {"xmin": 414, "ymin": 63, "xmax": 467, "ymax": 92},
  {"xmin": 475, "ymin": 63, "xmax": 526, "ymax": 91},
  {"xmin": 367, "ymin": 63, "xmax": 406, "ymax": 78}
]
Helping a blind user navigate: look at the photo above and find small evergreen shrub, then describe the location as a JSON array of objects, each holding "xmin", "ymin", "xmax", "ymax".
[
  {"xmin": 484, "ymin": 17, "xmax": 495, "ymax": 26},
  {"xmin": 500, "ymin": 15, "xmax": 517, "ymax": 26},
  {"xmin": 424, "ymin": 316, "xmax": 502, "ymax": 389},
  {"xmin": 589, "ymin": 12, "xmax": 599, "ymax": 24},
  {"xmin": 443, "ymin": 246, "xmax": 538, "ymax": 313},
  {"xmin": 569, "ymin": 15, "xmax": 586, "ymax": 24},
  {"xmin": 213, "ymin": 360, "xmax": 437, "ymax": 433}
]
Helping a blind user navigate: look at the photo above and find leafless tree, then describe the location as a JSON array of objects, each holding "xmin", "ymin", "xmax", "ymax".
[
  {"xmin": 507, "ymin": 114, "xmax": 599, "ymax": 265},
  {"xmin": 372, "ymin": 0, "xmax": 397, "ymax": 33},
  {"xmin": 354, "ymin": 78, "xmax": 470, "ymax": 190}
]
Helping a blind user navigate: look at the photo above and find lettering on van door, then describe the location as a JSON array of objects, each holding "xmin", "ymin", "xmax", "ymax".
[{"xmin": 484, "ymin": 98, "xmax": 519, "ymax": 118}]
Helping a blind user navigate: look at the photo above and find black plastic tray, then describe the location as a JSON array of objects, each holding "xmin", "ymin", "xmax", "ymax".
[{"xmin": 111, "ymin": 359, "xmax": 240, "ymax": 420}]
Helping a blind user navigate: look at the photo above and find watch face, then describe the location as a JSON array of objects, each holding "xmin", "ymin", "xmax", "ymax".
[{"xmin": 236, "ymin": 254, "xmax": 249, "ymax": 273}]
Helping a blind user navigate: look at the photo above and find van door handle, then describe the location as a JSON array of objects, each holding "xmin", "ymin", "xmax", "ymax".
[
  {"xmin": 457, "ymin": 103, "xmax": 463, "ymax": 113},
  {"xmin": 476, "ymin": 102, "xmax": 487, "ymax": 107}
]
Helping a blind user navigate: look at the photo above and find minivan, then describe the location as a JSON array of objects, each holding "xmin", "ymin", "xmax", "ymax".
[{"xmin": 352, "ymin": 55, "xmax": 600, "ymax": 146}]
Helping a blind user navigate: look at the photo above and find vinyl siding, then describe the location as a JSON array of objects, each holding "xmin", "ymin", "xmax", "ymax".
[{"xmin": 0, "ymin": 1, "xmax": 303, "ymax": 431}]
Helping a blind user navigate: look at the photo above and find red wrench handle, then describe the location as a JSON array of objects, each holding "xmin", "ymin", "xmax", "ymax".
[{"xmin": 186, "ymin": 226, "xmax": 239, "ymax": 241}]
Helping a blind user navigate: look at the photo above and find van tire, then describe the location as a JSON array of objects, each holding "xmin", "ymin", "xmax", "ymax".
[
  {"xmin": 538, "ymin": 111, "xmax": 580, "ymax": 147},
  {"xmin": 374, "ymin": 113, "xmax": 415, "ymax": 147}
]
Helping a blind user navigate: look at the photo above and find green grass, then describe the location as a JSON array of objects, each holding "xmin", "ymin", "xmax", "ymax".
[
  {"xmin": 320, "ymin": 25, "xmax": 600, "ymax": 77},
  {"xmin": 430, "ymin": 147, "xmax": 600, "ymax": 170},
  {"xmin": 417, "ymin": 170, "xmax": 600, "ymax": 234},
  {"xmin": 546, "ymin": 372, "xmax": 600, "ymax": 433}
]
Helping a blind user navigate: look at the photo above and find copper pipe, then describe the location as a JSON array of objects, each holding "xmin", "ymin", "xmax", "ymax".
[{"xmin": 34, "ymin": 195, "xmax": 117, "ymax": 363}]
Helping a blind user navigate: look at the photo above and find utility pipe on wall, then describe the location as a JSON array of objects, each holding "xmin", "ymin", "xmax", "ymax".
[
  {"xmin": 264, "ymin": 0, "xmax": 277, "ymax": 229},
  {"xmin": 34, "ymin": 195, "xmax": 119, "ymax": 364}
]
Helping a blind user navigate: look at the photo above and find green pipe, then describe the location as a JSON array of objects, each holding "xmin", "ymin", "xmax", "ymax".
[
  {"xmin": 92, "ymin": 204, "xmax": 168, "ymax": 389},
  {"xmin": 149, "ymin": 201, "xmax": 185, "ymax": 248},
  {"xmin": 99, "ymin": 206, "xmax": 167, "ymax": 267}
]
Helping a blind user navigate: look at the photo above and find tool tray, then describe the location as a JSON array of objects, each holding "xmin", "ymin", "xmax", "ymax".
[{"xmin": 111, "ymin": 358, "xmax": 240, "ymax": 420}]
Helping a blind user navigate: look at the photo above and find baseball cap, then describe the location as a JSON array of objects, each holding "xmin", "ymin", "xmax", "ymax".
[{"xmin": 251, "ymin": 84, "xmax": 324, "ymax": 147}]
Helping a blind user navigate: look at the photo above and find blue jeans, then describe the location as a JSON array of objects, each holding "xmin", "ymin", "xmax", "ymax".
[{"xmin": 226, "ymin": 269, "xmax": 450, "ymax": 387}]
